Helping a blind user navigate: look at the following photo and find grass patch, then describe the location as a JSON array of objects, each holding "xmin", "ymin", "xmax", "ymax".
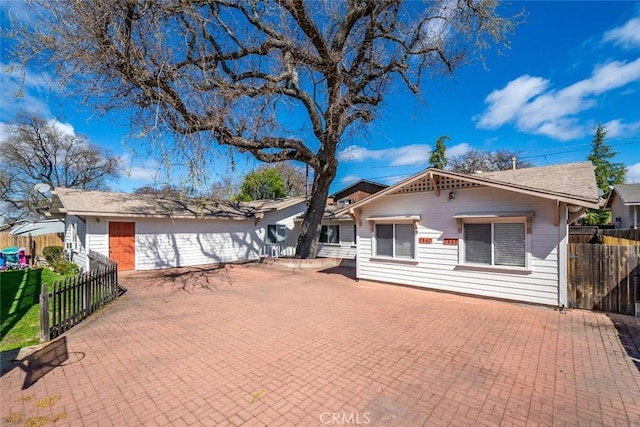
[{"xmin": 0, "ymin": 268, "xmax": 63, "ymax": 351}]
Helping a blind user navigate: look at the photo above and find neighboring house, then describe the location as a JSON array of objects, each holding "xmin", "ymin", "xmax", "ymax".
[
  {"xmin": 606, "ymin": 184, "xmax": 640, "ymax": 229},
  {"xmin": 8, "ymin": 219, "xmax": 65, "ymax": 236},
  {"xmin": 336, "ymin": 162, "xmax": 600, "ymax": 307},
  {"xmin": 48, "ymin": 188, "xmax": 306, "ymax": 271},
  {"xmin": 329, "ymin": 179, "xmax": 388, "ymax": 207},
  {"xmin": 291, "ymin": 180, "xmax": 388, "ymax": 260}
]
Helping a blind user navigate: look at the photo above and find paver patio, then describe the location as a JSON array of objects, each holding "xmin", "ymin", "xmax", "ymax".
[{"xmin": 1, "ymin": 263, "xmax": 640, "ymax": 426}]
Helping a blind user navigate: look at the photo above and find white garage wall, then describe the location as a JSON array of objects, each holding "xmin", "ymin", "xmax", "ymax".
[
  {"xmin": 80, "ymin": 202, "xmax": 307, "ymax": 271},
  {"xmin": 136, "ymin": 218, "xmax": 261, "ymax": 269}
]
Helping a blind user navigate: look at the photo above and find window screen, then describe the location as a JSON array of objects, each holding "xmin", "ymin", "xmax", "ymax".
[
  {"xmin": 395, "ymin": 224, "xmax": 415, "ymax": 259},
  {"xmin": 494, "ymin": 223, "xmax": 525, "ymax": 267},
  {"xmin": 464, "ymin": 223, "xmax": 492, "ymax": 264},
  {"xmin": 375, "ymin": 224, "xmax": 393, "ymax": 257}
]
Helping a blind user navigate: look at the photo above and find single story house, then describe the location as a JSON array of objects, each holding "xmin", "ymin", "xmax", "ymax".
[
  {"xmin": 606, "ymin": 184, "xmax": 640, "ymax": 229},
  {"xmin": 48, "ymin": 188, "xmax": 307, "ymax": 271},
  {"xmin": 337, "ymin": 162, "xmax": 600, "ymax": 307},
  {"xmin": 292, "ymin": 180, "xmax": 387, "ymax": 260}
]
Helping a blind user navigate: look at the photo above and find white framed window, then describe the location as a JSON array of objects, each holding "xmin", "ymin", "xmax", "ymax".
[
  {"xmin": 267, "ymin": 224, "xmax": 286, "ymax": 243},
  {"xmin": 455, "ymin": 213, "xmax": 532, "ymax": 270},
  {"xmin": 320, "ymin": 225, "xmax": 340, "ymax": 244},
  {"xmin": 463, "ymin": 222, "xmax": 526, "ymax": 267},
  {"xmin": 375, "ymin": 223, "xmax": 415, "ymax": 259},
  {"xmin": 66, "ymin": 222, "xmax": 79, "ymax": 252}
]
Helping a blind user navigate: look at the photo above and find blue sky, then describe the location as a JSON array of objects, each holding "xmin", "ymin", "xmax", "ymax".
[{"xmin": 1, "ymin": 1, "xmax": 640, "ymax": 195}]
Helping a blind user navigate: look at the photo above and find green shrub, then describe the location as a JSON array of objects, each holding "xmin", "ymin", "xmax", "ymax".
[
  {"xmin": 43, "ymin": 246, "xmax": 64, "ymax": 265},
  {"xmin": 53, "ymin": 260, "xmax": 79, "ymax": 276}
]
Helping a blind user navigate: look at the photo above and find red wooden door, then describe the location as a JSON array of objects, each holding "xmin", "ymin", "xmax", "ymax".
[{"xmin": 109, "ymin": 222, "xmax": 135, "ymax": 270}]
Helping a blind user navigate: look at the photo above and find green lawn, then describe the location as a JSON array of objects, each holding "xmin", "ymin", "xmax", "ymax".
[{"xmin": 0, "ymin": 268, "xmax": 63, "ymax": 351}]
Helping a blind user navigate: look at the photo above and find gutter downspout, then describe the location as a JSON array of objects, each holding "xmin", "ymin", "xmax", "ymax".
[{"xmin": 558, "ymin": 202, "xmax": 569, "ymax": 311}]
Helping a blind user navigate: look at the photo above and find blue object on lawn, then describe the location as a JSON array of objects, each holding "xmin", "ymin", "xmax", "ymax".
[{"xmin": 2, "ymin": 247, "xmax": 20, "ymax": 268}]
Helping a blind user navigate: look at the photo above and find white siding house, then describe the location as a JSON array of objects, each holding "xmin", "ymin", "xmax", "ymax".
[
  {"xmin": 607, "ymin": 184, "xmax": 640, "ymax": 229},
  {"xmin": 340, "ymin": 163, "xmax": 600, "ymax": 307},
  {"xmin": 65, "ymin": 215, "xmax": 87, "ymax": 272},
  {"xmin": 316, "ymin": 220, "xmax": 357, "ymax": 259},
  {"xmin": 49, "ymin": 188, "xmax": 306, "ymax": 271}
]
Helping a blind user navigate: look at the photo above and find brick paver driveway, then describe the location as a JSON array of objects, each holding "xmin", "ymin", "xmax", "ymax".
[{"xmin": 2, "ymin": 263, "xmax": 640, "ymax": 426}]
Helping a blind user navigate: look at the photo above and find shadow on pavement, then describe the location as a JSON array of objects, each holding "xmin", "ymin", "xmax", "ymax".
[
  {"xmin": 608, "ymin": 313, "xmax": 640, "ymax": 373},
  {"xmin": 0, "ymin": 337, "xmax": 85, "ymax": 389}
]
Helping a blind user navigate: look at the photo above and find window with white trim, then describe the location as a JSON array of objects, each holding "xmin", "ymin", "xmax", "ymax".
[
  {"xmin": 463, "ymin": 221, "xmax": 527, "ymax": 267},
  {"xmin": 267, "ymin": 224, "xmax": 286, "ymax": 243},
  {"xmin": 320, "ymin": 225, "xmax": 340, "ymax": 244},
  {"xmin": 375, "ymin": 224, "xmax": 415, "ymax": 259}
]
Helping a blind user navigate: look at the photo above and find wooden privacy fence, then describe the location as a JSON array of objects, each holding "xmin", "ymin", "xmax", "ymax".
[
  {"xmin": 40, "ymin": 262, "xmax": 120, "ymax": 341},
  {"xmin": 0, "ymin": 232, "xmax": 64, "ymax": 257},
  {"xmin": 567, "ymin": 243, "xmax": 640, "ymax": 315},
  {"xmin": 602, "ymin": 229, "xmax": 640, "ymax": 242}
]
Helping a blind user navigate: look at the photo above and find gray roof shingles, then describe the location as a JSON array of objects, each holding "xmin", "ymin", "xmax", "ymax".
[
  {"xmin": 613, "ymin": 183, "xmax": 640, "ymax": 204},
  {"xmin": 475, "ymin": 161, "xmax": 599, "ymax": 203},
  {"xmin": 52, "ymin": 188, "xmax": 306, "ymax": 220}
]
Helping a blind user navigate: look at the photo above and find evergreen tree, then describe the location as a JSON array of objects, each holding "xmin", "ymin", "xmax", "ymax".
[
  {"xmin": 429, "ymin": 136, "xmax": 449, "ymax": 169},
  {"xmin": 582, "ymin": 124, "xmax": 626, "ymax": 226},
  {"xmin": 587, "ymin": 124, "xmax": 626, "ymax": 195}
]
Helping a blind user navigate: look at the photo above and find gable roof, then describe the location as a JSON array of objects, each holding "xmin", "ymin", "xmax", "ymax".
[
  {"xmin": 337, "ymin": 162, "xmax": 600, "ymax": 214},
  {"xmin": 608, "ymin": 183, "xmax": 640, "ymax": 206},
  {"xmin": 330, "ymin": 179, "xmax": 387, "ymax": 200},
  {"xmin": 49, "ymin": 188, "xmax": 306, "ymax": 220}
]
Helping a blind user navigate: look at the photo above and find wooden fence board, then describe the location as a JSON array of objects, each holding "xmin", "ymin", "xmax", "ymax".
[
  {"xmin": 0, "ymin": 232, "xmax": 64, "ymax": 258},
  {"xmin": 602, "ymin": 229, "xmax": 640, "ymax": 242},
  {"xmin": 568, "ymin": 243, "xmax": 639, "ymax": 315}
]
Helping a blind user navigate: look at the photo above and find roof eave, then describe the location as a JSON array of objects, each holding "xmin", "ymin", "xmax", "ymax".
[
  {"xmin": 336, "ymin": 167, "xmax": 601, "ymax": 214},
  {"xmin": 64, "ymin": 210, "xmax": 251, "ymax": 221}
]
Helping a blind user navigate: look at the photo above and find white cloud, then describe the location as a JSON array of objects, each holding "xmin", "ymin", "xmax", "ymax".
[
  {"xmin": 604, "ymin": 16, "xmax": 640, "ymax": 48},
  {"xmin": 1, "ymin": 62, "xmax": 55, "ymax": 119},
  {"xmin": 120, "ymin": 154, "xmax": 159, "ymax": 183},
  {"xmin": 49, "ymin": 120, "xmax": 75, "ymax": 137},
  {"xmin": 341, "ymin": 175, "xmax": 360, "ymax": 184},
  {"xmin": 476, "ymin": 58, "xmax": 640, "ymax": 140},
  {"xmin": 338, "ymin": 142, "xmax": 473, "ymax": 167},
  {"xmin": 601, "ymin": 119, "xmax": 640, "ymax": 138},
  {"xmin": 445, "ymin": 143, "xmax": 471, "ymax": 158},
  {"xmin": 627, "ymin": 163, "xmax": 640, "ymax": 183},
  {"xmin": 475, "ymin": 75, "xmax": 549, "ymax": 129},
  {"xmin": 0, "ymin": 118, "xmax": 76, "ymax": 141},
  {"xmin": 0, "ymin": 123, "xmax": 8, "ymax": 142},
  {"xmin": 338, "ymin": 144, "xmax": 431, "ymax": 167}
]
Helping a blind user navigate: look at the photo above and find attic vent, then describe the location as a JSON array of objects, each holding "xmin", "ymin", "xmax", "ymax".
[{"xmin": 393, "ymin": 177, "xmax": 482, "ymax": 194}]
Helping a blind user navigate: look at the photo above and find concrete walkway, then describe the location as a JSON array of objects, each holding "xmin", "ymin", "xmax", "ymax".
[{"xmin": 1, "ymin": 264, "xmax": 639, "ymax": 426}]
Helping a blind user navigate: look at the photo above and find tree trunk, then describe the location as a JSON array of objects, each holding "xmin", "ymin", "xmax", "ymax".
[{"xmin": 295, "ymin": 169, "xmax": 335, "ymax": 259}]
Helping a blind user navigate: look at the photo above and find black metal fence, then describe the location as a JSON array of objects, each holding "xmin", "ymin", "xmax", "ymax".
[{"xmin": 40, "ymin": 262, "xmax": 119, "ymax": 341}]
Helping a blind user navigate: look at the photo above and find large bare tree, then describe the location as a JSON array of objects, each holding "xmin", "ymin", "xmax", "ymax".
[
  {"xmin": 449, "ymin": 149, "xmax": 533, "ymax": 173},
  {"xmin": 0, "ymin": 114, "xmax": 121, "ymax": 222},
  {"xmin": 14, "ymin": 0, "xmax": 520, "ymax": 257}
]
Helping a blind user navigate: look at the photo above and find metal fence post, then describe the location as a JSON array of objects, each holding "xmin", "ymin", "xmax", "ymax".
[{"xmin": 40, "ymin": 283, "xmax": 50, "ymax": 342}]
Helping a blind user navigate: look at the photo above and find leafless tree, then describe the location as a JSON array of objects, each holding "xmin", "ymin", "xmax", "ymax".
[
  {"xmin": 0, "ymin": 114, "xmax": 121, "ymax": 222},
  {"xmin": 449, "ymin": 149, "xmax": 533, "ymax": 173},
  {"xmin": 133, "ymin": 184, "xmax": 198, "ymax": 198},
  {"xmin": 14, "ymin": 0, "xmax": 521, "ymax": 257}
]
